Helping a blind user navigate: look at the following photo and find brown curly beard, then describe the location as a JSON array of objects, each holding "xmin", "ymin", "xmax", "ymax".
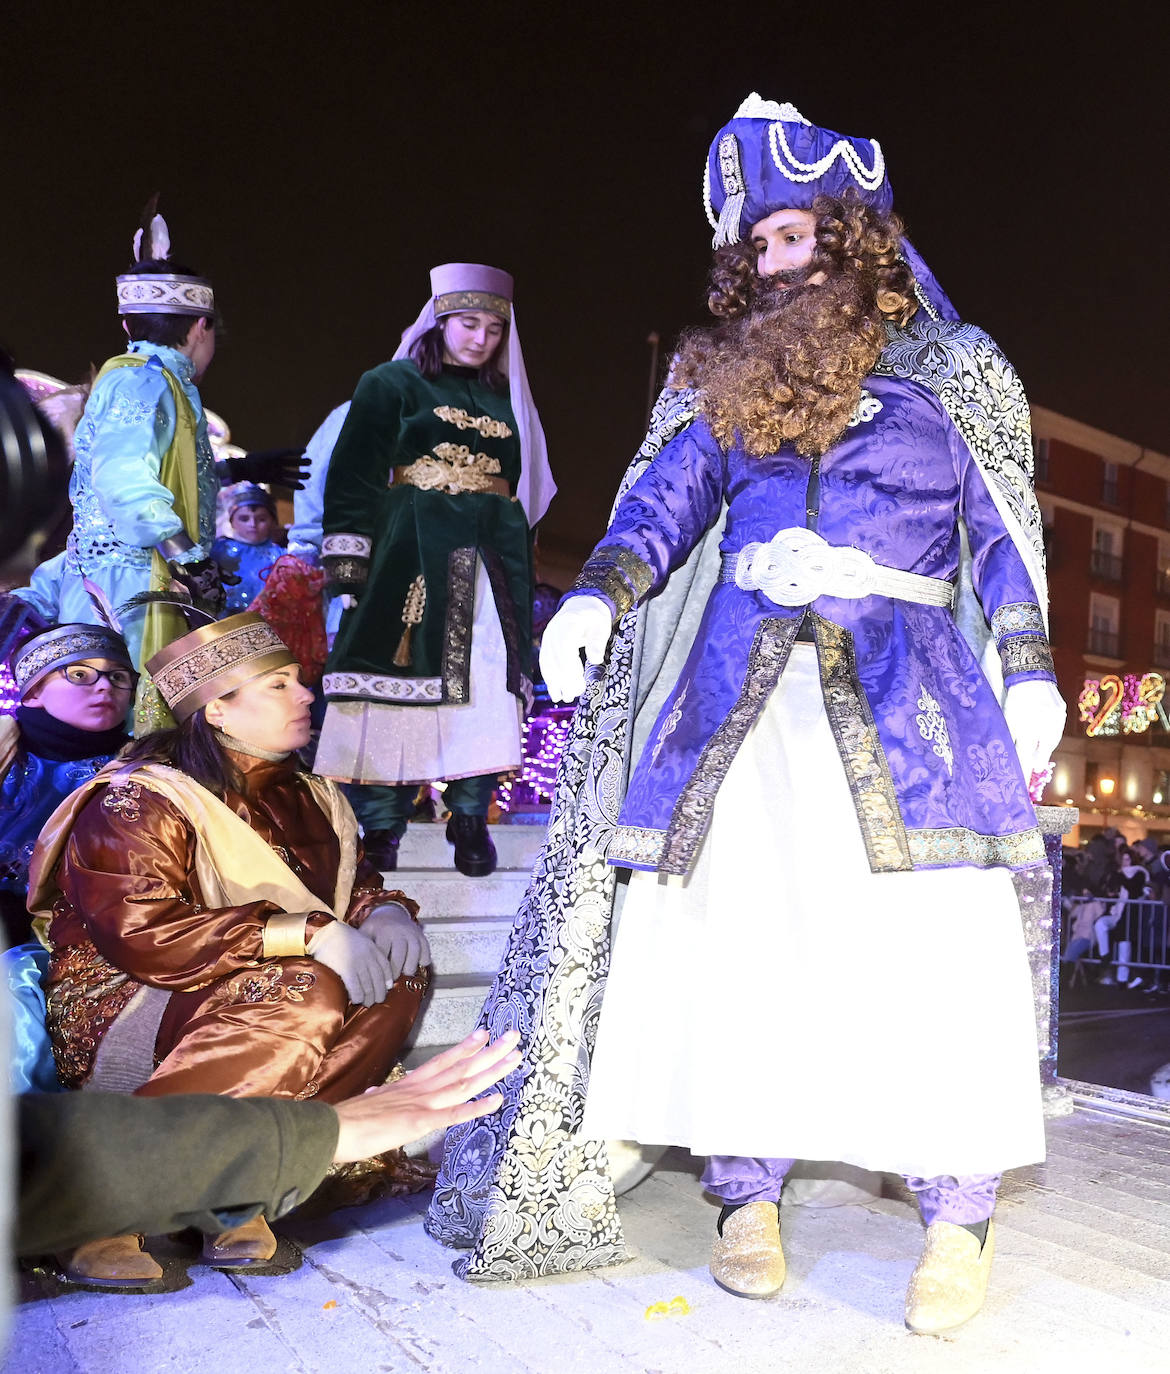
[{"xmin": 672, "ymin": 192, "xmax": 920, "ymax": 458}]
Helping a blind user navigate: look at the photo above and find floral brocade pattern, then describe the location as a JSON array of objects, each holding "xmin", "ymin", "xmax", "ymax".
[
  {"xmin": 815, "ymin": 616, "xmax": 914, "ymax": 873},
  {"xmin": 424, "ymin": 385, "xmax": 697, "ymax": 1279},
  {"xmin": 46, "ymin": 941, "xmax": 138, "ymax": 1089}
]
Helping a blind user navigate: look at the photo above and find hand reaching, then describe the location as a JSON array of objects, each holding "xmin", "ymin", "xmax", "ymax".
[{"xmin": 331, "ymin": 1029, "xmax": 522, "ymax": 1162}]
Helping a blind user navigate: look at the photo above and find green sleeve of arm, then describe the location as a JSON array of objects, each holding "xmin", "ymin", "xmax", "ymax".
[
  {"xmin": 322, "ymin": 367, "xmax": 405, "ymax": 541},
  {"xmin": 17, "ymin": 1092, "xmax": 339, "ymax": 1255}
]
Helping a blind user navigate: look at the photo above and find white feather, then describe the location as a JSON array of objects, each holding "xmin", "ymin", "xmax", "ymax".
[
  {"xmin": 132, "ymin": 227, "xmax": 143, "ymax": 261},
  {"xmin": 150, "ymin": 214, "xmax": 171, "ymax": 261}
]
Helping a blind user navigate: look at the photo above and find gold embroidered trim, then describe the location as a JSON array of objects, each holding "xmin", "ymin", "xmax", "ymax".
[
  {"xmin": 570, "ymin": 546, "xmax": 656, "ymax": 619},
  {"xmin": 101, "ymin": 780, "xmax": 142, "ymax": 822},
  {"xmin": 906, "ymin": 826, "xmax": 1045, "ymax": 869},
  {"xmin": 433, "ymin": 291, "xmax": 511, "ymax": 321},
  {"xmin": 262, "ymin": 912, "xmax": 310, "ymax": 959},
  {"xmin": 814, "ymin": 614, "xmax": 913, "ymax": 874},
  {"xmin": 432, "ymin": 406, "xmax": 513, "ymax": 439}
]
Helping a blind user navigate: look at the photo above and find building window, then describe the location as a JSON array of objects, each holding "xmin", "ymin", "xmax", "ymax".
[
  {"xmin": 1156, "ymin": 612, "xmax": 1170, "ymax": 670},
  {"xmin": 1159, "ymin": 542, "xmax": 1170, "ymax": 598},
  {"xmin": 1088, "ymin": 593, "xmax": 1120, "ymax": 658},
  {"xmin": 1102, "ymin": 461, "xmax": 1120, "ymax": 506},
  {"xmin": 1033, "ymin": 437, "xmax": 1049, "ymax": 483},
  {"xmin": 1090, "ymin": 525, "xmax": 1123, "ymax": 583}
]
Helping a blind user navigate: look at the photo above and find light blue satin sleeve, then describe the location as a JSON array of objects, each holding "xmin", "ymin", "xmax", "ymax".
[
  {"xmin": 12, "ymin": 551, "xmax": 66, "ymax": 620},
  {"xmin": 288, "ymin": 402, "xmax": 351, "ymax": 560},
  {"xmin": 3, "ymin": 943, "xmax": 62, "ymax": 1093},
  {"xmin": 85, "ymin": 366, "xmax": 185, "ymax": 550}
]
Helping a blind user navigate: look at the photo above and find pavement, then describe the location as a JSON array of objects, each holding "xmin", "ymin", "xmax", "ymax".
[
  {"xmin": 1058, "ymin": 975, "xmax": 1170, "ymax": 1097},
  {"xmin": 8, "ymin": 1109, "xmax": 1170, "ymax": 1374}
]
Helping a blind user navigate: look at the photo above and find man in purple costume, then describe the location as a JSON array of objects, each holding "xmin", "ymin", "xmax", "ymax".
[{"xmin": 428, "ymin": 95, "xmax": 1064, "ymax": 1334}]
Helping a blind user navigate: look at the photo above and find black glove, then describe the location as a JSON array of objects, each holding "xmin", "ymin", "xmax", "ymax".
[
  {"xmin": 167, "ymin": 557, "xmax": 232, "ymax": 616},
  {"xmin": 219, "ymin": 448, "xmax": 310, "ymax": 490}
]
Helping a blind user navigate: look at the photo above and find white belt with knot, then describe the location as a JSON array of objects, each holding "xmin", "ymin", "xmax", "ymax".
[{"xmin": 720, "ymin": 528, "xmax": 954, "ymax": 609}]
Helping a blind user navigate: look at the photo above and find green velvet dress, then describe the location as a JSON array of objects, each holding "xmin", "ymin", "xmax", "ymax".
[{"xmin": 316, "ymin": 360, "xmax": 533, "ymax": 786}]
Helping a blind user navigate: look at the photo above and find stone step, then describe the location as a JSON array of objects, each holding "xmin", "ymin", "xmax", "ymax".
[
  {"xmin": 393, "ymin": 819, "xmax": 548, "ymax": 871},
  {"xmin": 406, "ymin": 973, "xmax": 490, "ymax": 1051},
  {"xmin": 389, "ymin": 867, "xmax": 530, "ymax": 919},
  {"xmin": 420, "ymin": 913, "xmax": 513, "ymax": 977}
]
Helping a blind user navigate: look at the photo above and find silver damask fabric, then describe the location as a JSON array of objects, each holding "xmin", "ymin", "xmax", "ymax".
[{"xmin": 424, "ymin": 386, "xmax": 705, "ymax": 1280}]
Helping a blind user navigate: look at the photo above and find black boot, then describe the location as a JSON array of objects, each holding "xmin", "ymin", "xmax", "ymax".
[
  {"xmin": 362, "ymin": 829, "xmax": 400, "ymax": 872},
  {"xmin": 446, "ymin": 814, "xmax": 497, "ymax": 877}
]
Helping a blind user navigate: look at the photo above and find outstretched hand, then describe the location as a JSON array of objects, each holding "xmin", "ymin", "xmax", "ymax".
[{"xmin": 331, "ymin": 1029, "xmax": 522, "ymax": 1163}]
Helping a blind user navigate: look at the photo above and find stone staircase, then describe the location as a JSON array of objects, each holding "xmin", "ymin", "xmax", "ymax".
[{"xmin": 383, "ymin": 819, "xmax": 548, "ymax": 1062}]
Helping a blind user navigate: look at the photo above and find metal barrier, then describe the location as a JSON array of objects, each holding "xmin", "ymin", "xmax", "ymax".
[{"xmin": 1062, "ymin": 894, "xmax": 1170, "ymax": 976}]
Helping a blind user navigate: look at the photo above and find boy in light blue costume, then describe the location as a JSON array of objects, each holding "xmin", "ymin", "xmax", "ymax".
[{"xmin": 12, "ymin": 206, "xmax": 308, "ymax": 717}]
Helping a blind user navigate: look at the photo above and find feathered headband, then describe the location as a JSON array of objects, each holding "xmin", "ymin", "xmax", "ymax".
[{"xmin": 116, "ymin": 194, "xmax": 215, "ymax": 318}]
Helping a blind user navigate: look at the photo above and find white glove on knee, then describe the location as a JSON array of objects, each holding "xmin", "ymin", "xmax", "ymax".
[
  {"xmin": 358, "ymin": 902, "xmax": 431, "ymax": 981},
  {"xmin": 1002, "ymin": 679, "xmax": 1067, "ymax": 780},
  {"xmin": 307, "ymin": 919, "xmax": 392, "ymax": 1006},
  {"xmin": 539, "ymin": 595, "xmax": 613, "ymax": 702}
]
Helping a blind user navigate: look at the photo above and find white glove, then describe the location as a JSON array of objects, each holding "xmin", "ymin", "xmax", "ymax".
[
  {"xmin": 338, "ymin": 593, "xmax": 357, "ymax": 610},
  {"xmin": 539, "ymin": 595, "xmax": 613, "ymax": 702},
  {"xmin": 358, "ymin": 902, "xmax": 431, "ymax": 981},
  {"xmin": 307, "ymin": 919, "xmax": 392, "ymax": 1006},
  {"xmin": 1002, "ymin": 678, "xmax": 1067, "ymax": 780}
]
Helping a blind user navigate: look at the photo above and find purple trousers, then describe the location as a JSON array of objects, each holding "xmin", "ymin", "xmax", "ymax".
[{"xmin": 702, "ymin": 1156, "xmax": 1000, "ymax": 1225}]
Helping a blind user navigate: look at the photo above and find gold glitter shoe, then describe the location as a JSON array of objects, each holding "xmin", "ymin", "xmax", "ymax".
[
  {"xmin": 904, "ymin": 1219, "xmax": 995, "ymax": 1334},
  {"xmin": 709, "ymin": 1201, "xmax": 786, "ymax": 1299}
]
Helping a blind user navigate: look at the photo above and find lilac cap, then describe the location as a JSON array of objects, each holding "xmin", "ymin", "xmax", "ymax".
[{"xmin": 430, "ymin": 263, "xmax": 513, "ymax": 320}]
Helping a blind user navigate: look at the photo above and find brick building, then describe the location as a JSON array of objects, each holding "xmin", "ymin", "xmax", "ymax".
[{"xmin": 1031, "ymin": 406, "xmax": 1170, "ymax": 845}]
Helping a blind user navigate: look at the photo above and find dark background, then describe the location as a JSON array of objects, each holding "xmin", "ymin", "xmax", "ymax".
[{"xmin": 5, "ymin": 1, "xmax": 1167, "ymax": 570}]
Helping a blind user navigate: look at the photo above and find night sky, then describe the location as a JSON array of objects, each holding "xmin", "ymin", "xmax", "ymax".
[{"xmin": 5, "ymin": 3, "xmax": 1167, "ymax": 570}]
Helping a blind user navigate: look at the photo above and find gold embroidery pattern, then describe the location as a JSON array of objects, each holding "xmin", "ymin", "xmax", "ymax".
[
  {"xmin": 101, "ymin": 780, "xmax": 142, "ymax": 822},
  {"xmin": 570, "ymin": 545, "xmax": 656, "ymax": 619},
  {"xmin": 432, "ymin": 406, "xmax": 514, "ymax": 439},
  {"xmin": 393, "ymin": 575, "xmax": 427, "ymax": 667},
  {"xmin": 225, "ymin": 963, "xmax": 317, "ymax": 1004},
  {"xmin": 396, "ymin": 452, "xmax": 503, "ymax": 495},
  {"xmin": 815, "ymin": 615, "xmax": 913, "ymax": 874},
  {"xmin": 46, "ymin": 941, "xmax": 137, "ymax": 1090}
]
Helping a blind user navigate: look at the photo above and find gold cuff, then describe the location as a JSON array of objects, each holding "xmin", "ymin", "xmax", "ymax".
[{"xmin": 262, "ymin": 912, "xmax": 310, "ymax": 959}]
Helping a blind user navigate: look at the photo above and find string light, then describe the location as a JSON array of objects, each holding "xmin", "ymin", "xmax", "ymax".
[{"xmin": 497, "ymin": 705, "xmax": 576, "ymax": 812}]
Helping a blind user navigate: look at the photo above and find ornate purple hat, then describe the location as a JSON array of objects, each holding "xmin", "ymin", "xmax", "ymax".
[{"xmin": 703, "ymin": 94, "xmax": 957, "ymax": 321}]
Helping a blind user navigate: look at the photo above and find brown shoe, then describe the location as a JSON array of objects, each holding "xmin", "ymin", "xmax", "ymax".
[
  {"xmin": 905, "ymin": 1219, "xmax": 995, "ymax": 1334},
  {"xmin": 202, "ymin": 1213, "xmax": 278, "ymax": 1268},
  {"xmin": 709, "ymin": 1201, "xmax": 786, "ymax": 1298},
  {"xmin": 59, "ymin": 1233, "xmax": 163, "ymax": 1287}
]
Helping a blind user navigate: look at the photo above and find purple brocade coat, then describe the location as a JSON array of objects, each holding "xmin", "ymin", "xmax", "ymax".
[{"xmin": 571, "ymin": 372, "xmax": 1055, "ymax": 878}]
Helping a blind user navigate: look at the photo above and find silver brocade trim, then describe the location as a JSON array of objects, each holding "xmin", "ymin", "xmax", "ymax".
[
  {"xmin": 323, "ymin": 671, "xmax": 443, "ymax": 703},
  {"xmin": 815, "ymin": 614, "xmax": 914, "ymax": 874},
  {"xmin": 322, "ymin": 533, "xmax": 372, "ymax": 559},
  {"xmin": 907, "ymin": 825, "xmax": 1045, "ymax": 869},
  {"xmin": 659, "ymin": 617, "xmax": 799, "ymax": 875},
  {"xmin": 116, "ymin": 274, "xmax": 215, "ymax": 316},
  {"xmin": 1001, "ymin": 635, "xmax": 1056, "ymax": 678},
  {"xmin": 991, "ymin": 602, "xmax": 1046, "ymax": 642},
  {"xmin": 607, "ymin": 825, "xmax": 667, "ymax": 867},
  {"xmin": 441, "ymin": 546, "xmax": 477, "ymax": 703},
  {"xmin": 12, "ymin": 629, "xmax": 128, "ymax": 692}
]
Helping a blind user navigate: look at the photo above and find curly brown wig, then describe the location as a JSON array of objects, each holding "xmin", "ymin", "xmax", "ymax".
[{"xmin": 672, "ymin": 191, "xmax": 919, "ymax": 457}]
